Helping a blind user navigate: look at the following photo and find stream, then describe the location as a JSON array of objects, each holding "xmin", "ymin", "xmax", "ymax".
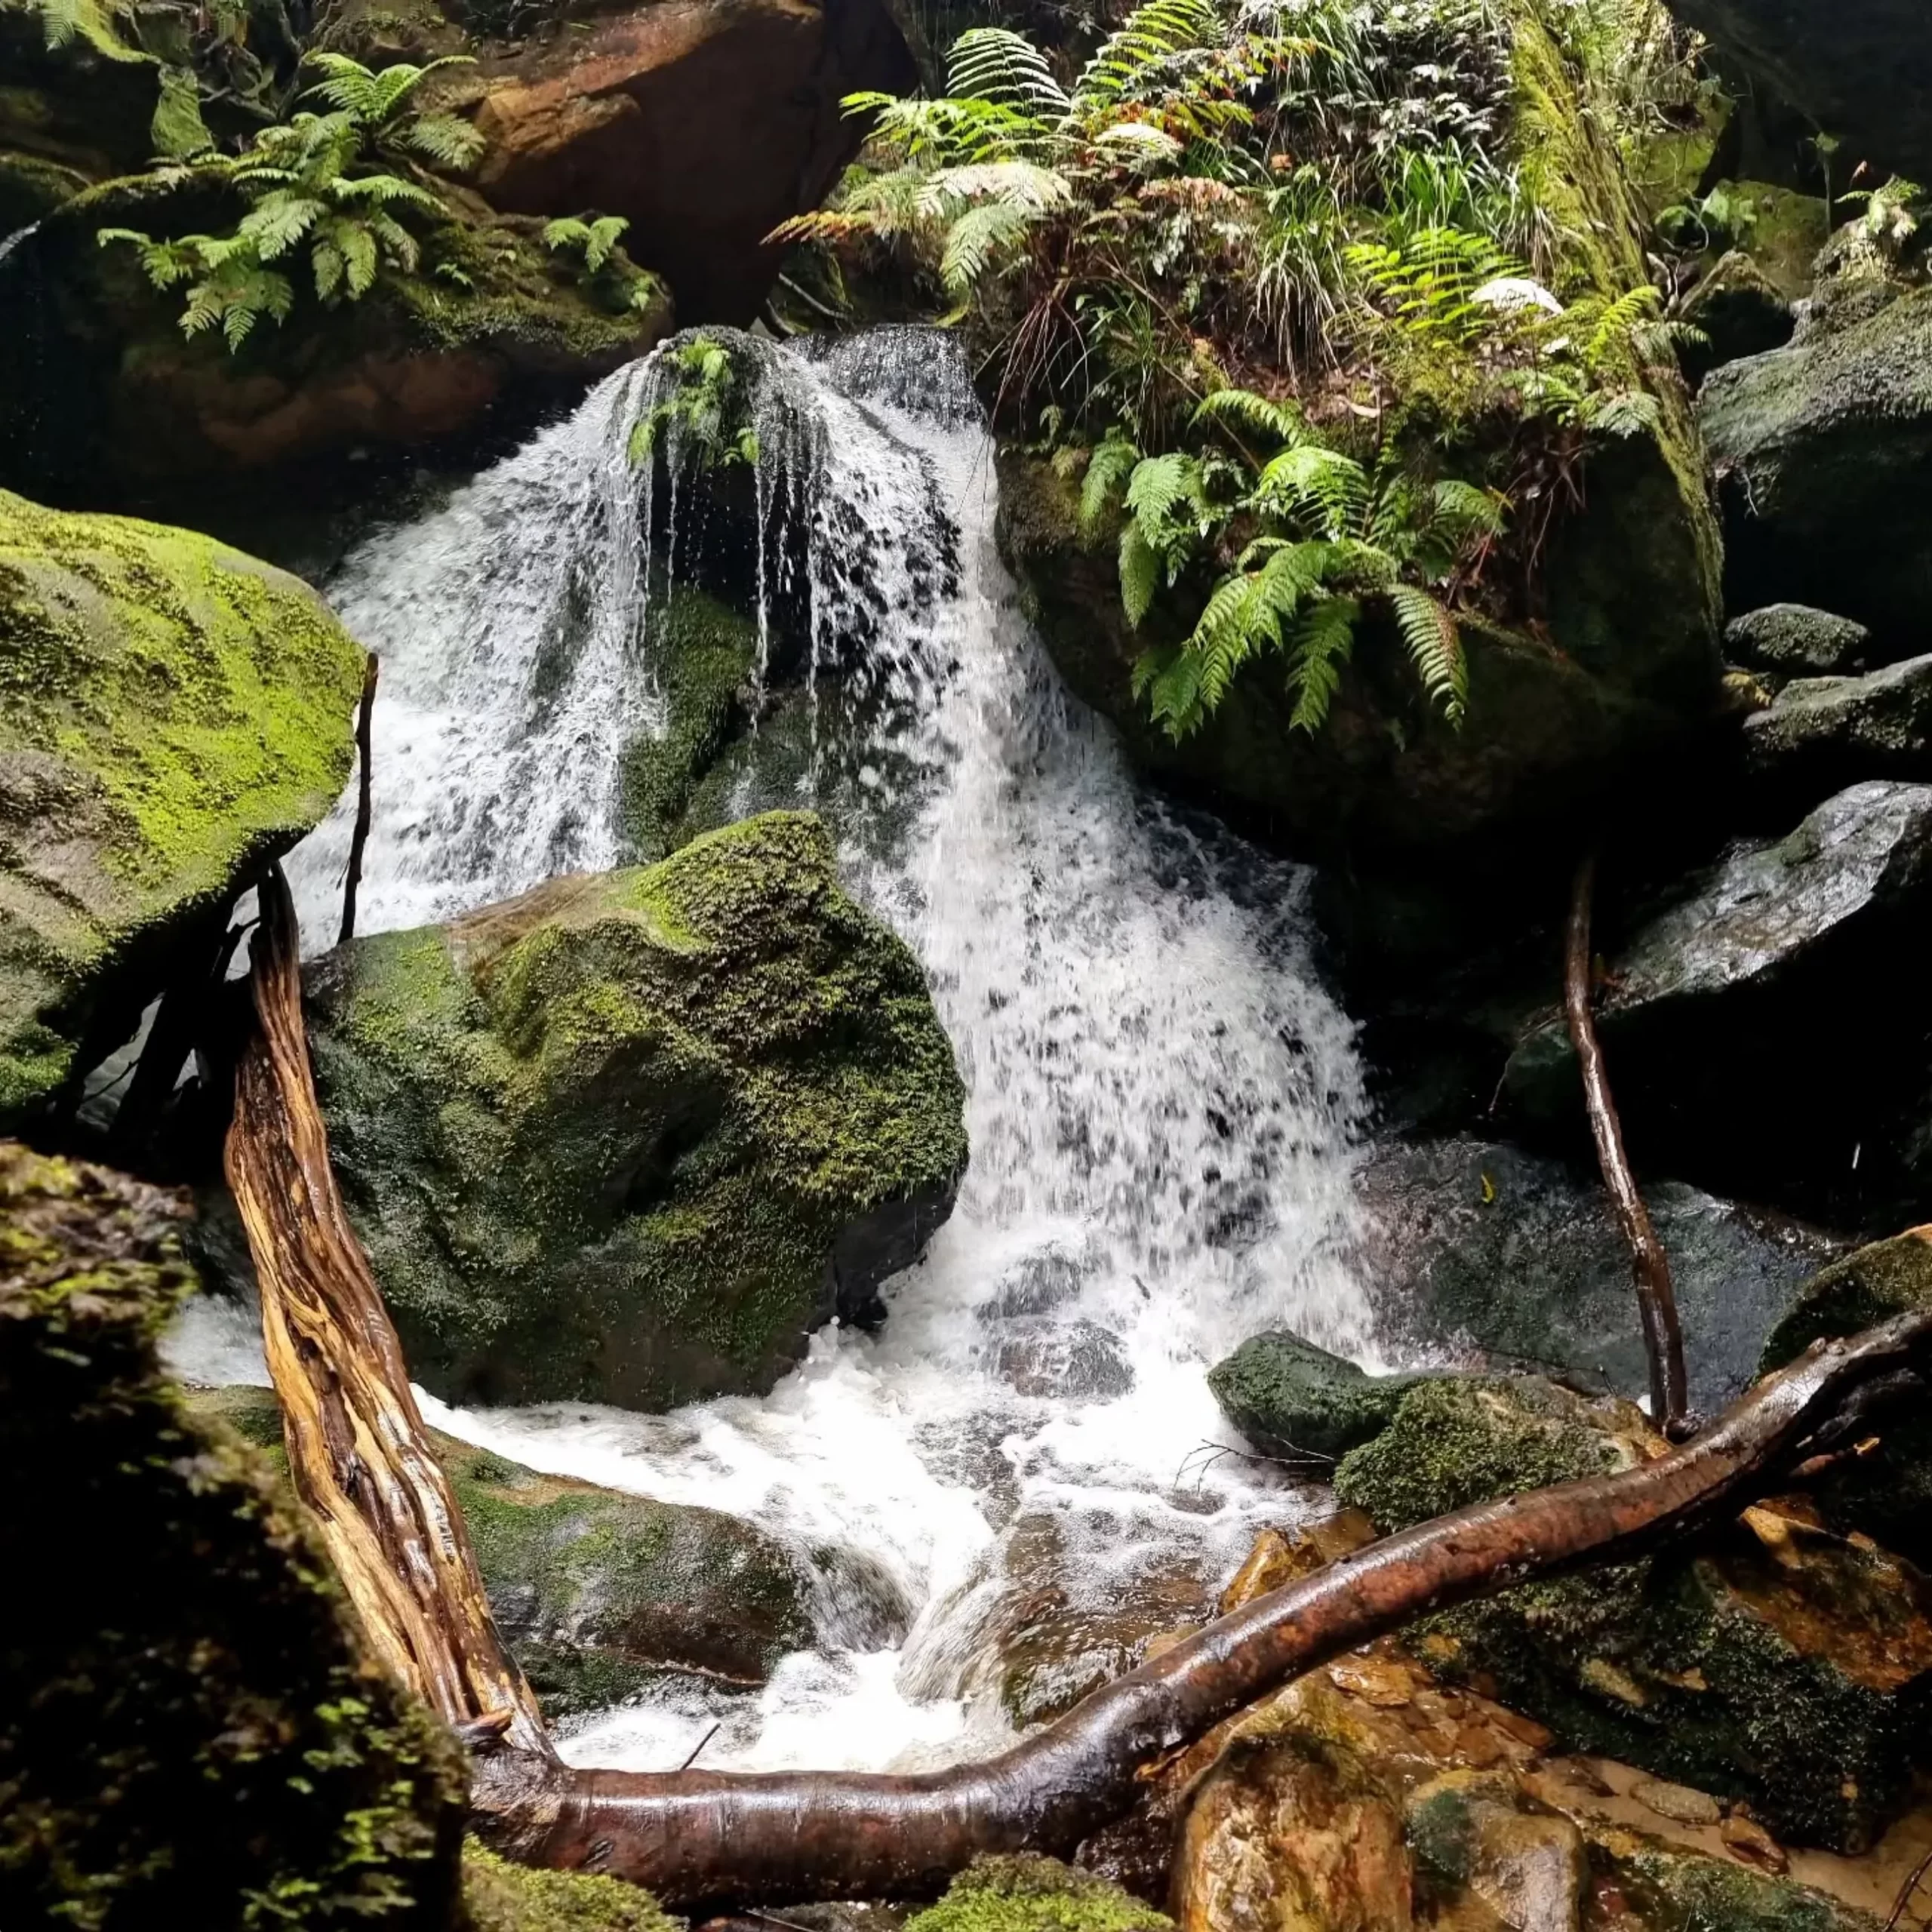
[{"xmin": 168, "ymin": 328, "xmax": 1376, "ymax": 1777}]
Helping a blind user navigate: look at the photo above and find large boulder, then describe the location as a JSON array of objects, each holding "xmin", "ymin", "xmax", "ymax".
[
  {"xmin": 1333, "ymin": 1376, "xmax": 1932, "ymax": 1852},
  {"xmin": 303, "ymin": 811, "xmax": 968, "ymax": 1408},
  {"xmin": 191, "ymin": 1384, "xmax": 812, "ymax": 1718},
  {"xmin": 1356, "ymin": 1137, "xmax": 1846, "ymax": 1417},
  {"xmin": 1208, "ymin": 1331, "xmax": 1436, "ymax": 1464},
  {"xmin": 1503, "ymin": 782, "xmax": 1932, "ymax": 1220},
  {"xmin": 1726, "ymin": 605, "xmax": 1872, "ymax": 678},
  {"xmin": 1743, "ymin": 653, "xmax": 1932, "ymax": 806},
  {"xmin": 0, "ymin": 490, "xmax": 365, "ymax": 1128},
  {"xmin": 1661, "ymin": 0, "xmax": 1932, "ymax": 183},
  {"xmin": 461, "ymin": 0, "xmax": 918, "ymax": 323},
  {"xmin": 1702, "ymin": 281, "xmax": 1932, "ymax": 652},
  {"xmin": 0, "ymin": 1140, "xmax": 466, "ymax": 1928},
  {"xmin": 0, "ymin": 178, "xmax": 670, "ymax": 508}
]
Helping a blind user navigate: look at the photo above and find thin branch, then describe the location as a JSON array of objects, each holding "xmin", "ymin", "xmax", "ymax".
[{"xmin": 1564, "ymin": 854, "xmax": 1693, "ymax": 1439}]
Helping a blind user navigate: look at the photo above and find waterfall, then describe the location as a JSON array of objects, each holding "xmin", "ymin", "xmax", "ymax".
[
  {"xmin": 192, "ymin": 328, "xmax": 1374, "ymax": 1774},
  {"xmin": 0, "ymin": 221, "xmax": 38, "ymax": 268}
]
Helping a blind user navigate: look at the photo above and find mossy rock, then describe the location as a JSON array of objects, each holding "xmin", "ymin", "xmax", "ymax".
[
  {"xmin": 0, "ymin": 0, "xmax": 165, "ymax": 189},
  {"xmin": 1335, "ymin": 1375, "xmax": 1932, "ymax": 1852},
  {"xmin": 1607, "ymin": 1838, "xmax": 1884, "ymax": 1930},
  {"xmin": 903, "ymin": 1856, "xmax": 1171, "ymax": 1932},
  {"xmin": 302, "ymin": 811, "xmax": 968, "ymax": 1409},
  {"xmin": 0, "ymin": 488, "xmax": 365, "ymax": 1127},
  {"xmin": 192, "ymin": 1382, "xmax": 812, "ymax": 1718},
  {"xmin": 1758, "ymin": 1229, "xmax": 1932, "ymax": 1566},
  {"xmin": 0, "ymin": 1139, "xmax": 467, "ymax": 1929},
  {"xmin": 1206, "ymin": 1329, "xmax": 1435, "ymax": 1463},
  {"xmin": 460, "ymin": 1842, "xmax": 679, "ymax": 1931}
]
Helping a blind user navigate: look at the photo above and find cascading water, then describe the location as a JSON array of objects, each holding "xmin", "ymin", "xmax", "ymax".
[{"xmin": 174, "ymin": 328, "xmax": 1375, "ymax": 1775}]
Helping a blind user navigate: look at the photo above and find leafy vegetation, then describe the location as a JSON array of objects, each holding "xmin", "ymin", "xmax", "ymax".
[
  {"xmin": 630, "ymin": 335, "xmax": 763, "ymax": 471},
  {"xmin": 543, "ymin": 213, "xmax": 663, "ymax": 313},
  {"xmin": 775, "ymin": 0, "xmax": 1692, "ymax": 743},
  {"xmin": 100, "ymin": 54, "xmax": 481, "ymax": 349}
]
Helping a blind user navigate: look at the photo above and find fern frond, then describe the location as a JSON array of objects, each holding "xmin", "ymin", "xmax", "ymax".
[
  {"xmin": 331, "ymin": 172, "xmax": 441, "ymax": 212},
  {"xmin": 300, "ymin": 53, "xmax": 381, "ymax": 120},
  {"xmin": 585, "ymin": 214, "xmax": 628, "ymax": 271},
  {"xmin": 1118, "ymin": 517, "xmax": 1161, "ymax": 628},
  {"xmin": 1581, "ymin": 388, "xmax": 1662, "ymax": 437},
  {"xmin": 1430, "ymin": 478, "xmax": 1509, "ymax": 540},
  {"xmin": 238, "ymin": 192, "xmax": 326, "ymax": 261},
  {"xmin": 1080, "ymin": 432, "xmax": 1141, "ymax": 537},
  {"xmin": 937, "ymin": 199, "xmax": 1040, "ymax": 295},
  {"xmin": 399, "ymin": 112, "xmax": 485, "ymax": 169},
  {"xmin": 1192, "ymin": 386, "xmax": 1303, "ymax": 448},
  {"xmin": 1254, "ymin": 442, "xmax": 1369, "ymax": 541},
  {"xmin": 1388, "ymin": 583, "xmax": 1466, "ymax": 726},
  {"xmin": 1285, "ymin": 595, "xmax": 1361, "ymax": 734},
  {"xmin": 1123, "ymin": 451, "xmax": 1204, "ymax": 533},
  {"xmin": 918, "ymin": 160, "xmax": 1073, "ymax": 215},
  {"xmin": 1076, "ymin": 0, "xmax": 1221, "ymax": 111},
  {"xmin": 946, "ymin": 26, "xmax": 1069, "ymax": 118}
]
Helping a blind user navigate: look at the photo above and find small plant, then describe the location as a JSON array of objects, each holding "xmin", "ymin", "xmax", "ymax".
[
  {"xmin": 99, "ymin": 54, "xmax": 479, "ymax": 350},
  {"xmin": 1084, "ymin": 388, "xmax": 1506, "ymax": 740},
  {"xmin": 629, "ymin": 336, "xmax": 761, "ymax": 470},
  {"xmin": 542, "ymin": 213, "xmax": 661, "ymax": 313}
]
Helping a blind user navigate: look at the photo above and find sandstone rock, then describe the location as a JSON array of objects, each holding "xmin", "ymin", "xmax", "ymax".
[
  {"xmin": 301, "ymin": 812, "xmax": 967, "ymax": 1409},
  {"xmin": 1725, "ymin": 606, "xmax": 1873, "ymax": 678},
  {"xmin": 190, "ymin": 1383, "xmax": 812, "ymax": 1718},
  {"xmin": 0, "ymin": 490, "xmax": 365, "ymax": 1128},
  {"xmin": 1702, "ymin": 281, "xmax": 1932, "ymax": 647},
  {"xmin": 1743, "ymin": 653, "xmax": 1932, "ymax": 808},
  {"xmin": 1358, "ymin": 1135, "xmax": 1845, "ymax": 1418},
  {"xmin": 468, "ymin": 0, "xmax": 918, "ymax": 323},
  {"xmin": 1332, "ymin": 1376, "xmax": 1932, "ymax": 1851}
]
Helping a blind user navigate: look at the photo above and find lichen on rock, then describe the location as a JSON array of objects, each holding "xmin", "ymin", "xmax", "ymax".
[
  {"xmin": 301, "ymin": 811, "xmax": 968, "ymax": 1408},
  {"xmin": 0, "ymin": 488, "xmax": 365, "ymax": 1126}
]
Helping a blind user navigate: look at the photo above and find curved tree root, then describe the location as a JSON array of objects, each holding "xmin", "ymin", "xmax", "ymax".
[{"xmin": 228, "ymin": 858, "xmax": 1932, "ymax": 1911}]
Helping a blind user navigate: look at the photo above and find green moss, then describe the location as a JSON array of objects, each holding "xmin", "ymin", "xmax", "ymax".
[
  {"xmin": 0, "ymin": 1141, "xmax": 466, "ymax": 1930},
  {"xmin": 0, "ymin": 491, "xmax": 365, "ymax": 1123},
  {"xmin": 460, "ymin": 1843, "xmax": 679, "ymax": 1931},
  {"xmin": 0, "ymin": 144, "xmax": 88, "ymax": 226},
  {"xmin": 904, "ymin": 1857, "xmax": 1171, "ymax": 1932},
  {"xmin": 618, "ymin": 589, "xmax": 759, "ymax": 861},
  {"xmin": 1208, "ymin": 1330, "xmax": 1432, "ymax": 1462},
  {"xmin": 304, "ymin": 812, "xmax": 967, "ymax": 1409},
  {"xmin": 1612, "ymin": 1844, "xmax": 1884, "ymax": 1931}
]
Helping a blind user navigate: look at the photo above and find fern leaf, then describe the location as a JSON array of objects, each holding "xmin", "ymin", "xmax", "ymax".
[
  {"xmin": 1285, "ymin": 595, "xmax": 1360, "ymax": 734},
  {"xmin": 401, "ymin": 112, "xmax": 485, "ymax": 169},
  {"xmin": 300, "ymin": 53, "xmax": 380, "ymax": 120},
  {"xmin": 937, "ymin": 200, "xmax": 1037, "ymax": 295},
  {"xmin": 946, "ymin": 26, "xmax": 1069, "ymax": 118},
  {"xmin": 1075, "ymin": 0, "xmax": 1220, "ymax": 111},
  {"xmin": 1080, "ymin": 432, "xmax": 1141, "ymax": 537},
  {"xmin": 1118, "ymin": 517, "xmax": 1161, "ymax": 629},
  {"xmin": 1122, "ymin": 451, "xmax": 1202, "ymax": 534},
  {"xmin": 1254, "ymin": 443, "xmax": 1368, "ymax": 541},
  {"xmin": 1192, "ymin": 386, "xmax": 1303, "ymax": 447},
  {"xmin": 1388, "ymin": 583, "xmax": 1466, "ymax": 727}
]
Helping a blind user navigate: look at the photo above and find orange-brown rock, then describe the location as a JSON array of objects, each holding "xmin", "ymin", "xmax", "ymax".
[{"xmin": 469, "ymin": 0, "xmax": 917, "ymax": 322}]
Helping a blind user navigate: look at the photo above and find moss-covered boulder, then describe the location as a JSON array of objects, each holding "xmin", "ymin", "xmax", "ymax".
[
  {"xmin": 1334, "ymin": 1376, "xmax": 1932, "ymax": 1851},
  {"xmin": 1743, "ymin": 653, "xmax": 1932, "ymax": 808},
  {"xmin": 0, "ymin": 1139, "xmax": 468, "ymax": 1928},
  {"xmin": 1207, "ymin": 1330, "xmax": 1434, "ymax": 1463},
  {"xmin": 903, "ymin": 1856, "xmax": 1170, "ymax": 1932},
  {"xmin": 0, "ymin": 176, "xmax": 670, "ymax": 508},
  {"xmin": 0, "ymin": 489, "xmax": 365, "ymax": 1127},
  {"xmin": 192, "ymin": 1383, "xmax": 812, "ymax": 1718},
  {"xmin": 460, "ymin": 1842, "xmax": 681, "ymax": 1932},
  {"xmin": 1726, "ymin": 606, "xmax": 1872, "ymax": 678},
  {"xmin": 1758, "ymin": 1229, "xmax": 1932, "ymax": 1567},
  {"xmin": 303, "ymin": 811, "xmax": 967, "ymax": 1408}
]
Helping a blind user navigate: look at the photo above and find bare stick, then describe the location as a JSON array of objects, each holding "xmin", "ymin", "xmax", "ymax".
[
  {"xmin": 226, "ymin": 865, "xmax": 552, "ymax": 1758},
  {"xmin": 1564, "ymin": 854, "xmax": 1692, "ymax": 1438},
  {"xmin": 339, "ymin": 652, "xmax": 379, "ymax": 949}
]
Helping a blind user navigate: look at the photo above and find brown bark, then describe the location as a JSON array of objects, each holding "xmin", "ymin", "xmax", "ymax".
[
  {"xmin": 226, "ymin": 864, "xmax": 552, "ymax": 1758},
  {"xmin": 1564, "ymin": 854, "xmax": 1692, "ymax": 1438},
  {"xmin": 339, "ymin": 653, "xmax": 379, "ymax": 949},
  {"xmin": 228, "ymin": 854, "xmax": 1932, "ymax": 1912}
]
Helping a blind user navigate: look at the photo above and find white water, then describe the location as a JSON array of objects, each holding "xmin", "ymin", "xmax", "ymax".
[{"xmin": 171, "ymin": 330, "xmax": 1374, "ymax": 1776}]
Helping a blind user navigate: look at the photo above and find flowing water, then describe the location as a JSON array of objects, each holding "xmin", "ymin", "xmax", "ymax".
[{"xmin": 170, "ymin": 329, "xmax": 1374, "ymax": 1776}]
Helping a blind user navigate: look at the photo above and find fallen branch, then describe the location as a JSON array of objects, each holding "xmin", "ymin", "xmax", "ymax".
[
  {"xmin": 1564, "ymin": 854, "xmax": 1692, "ymax": 1438},
  {"xmin": 339, "ymin": 652, "xmax": 379, "ymax": 949},
  {"xmin": 229, "ymin": 863, "xmax": 1932, "ymax": 1910}
]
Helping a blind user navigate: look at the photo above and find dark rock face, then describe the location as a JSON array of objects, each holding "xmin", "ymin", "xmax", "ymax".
[
  {"xmin": 1725, "ymin": 605, "xmax": 1872, "ymax": 678},
  {"xmin": 1333, "ymin": 1374, "xmax": 1932, "ymax": 1853},
  {"xmin": 303, "ymin": 813, "xmax": 968, "ymax": 1410},
  {"xmin": 1663, "ymin": 0, "xmax": 1932, "ymax": 183},
  {"xmin": 1207, "ymin": 1331, "xmax": 1435, "ymax": 1463},
  {"xmin": 469, "ymin": 0, "xmax": 918, "ymax": 323},
  {"xmin": 1681, "ymin": 249, "xmax": 1794, "ymax": 381},
  {"xmin": 1702, "ymin": 282, "xmax": 1932, "ymax": 649},
  {"xmin": 1743, "ymin": 653, "xmax": 1932, "ymax": 805},
  {"xmin": 1358, "ymin": 1136, "xmax": 1845, "ymax": 1417},
  {"xmin": 0, "ymin": 1143, "xmax": 466, "ymax": 1929},
  {"xmin": 1503, "ymin": 782, "xmax": 1932, "ymax": 1220}
]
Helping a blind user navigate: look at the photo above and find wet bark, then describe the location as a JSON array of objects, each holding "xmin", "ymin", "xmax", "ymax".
[
  {"xmin": 229, "ymin": 859, "xmax": 1932, "ymax": 1911},
  {"xmin": 339, "ymin": 652, "xmax": 379, "ymax": 949},
  {"xmin": 1564, "ymin": 854, "xmax": 1693, "ymax": 1438}
]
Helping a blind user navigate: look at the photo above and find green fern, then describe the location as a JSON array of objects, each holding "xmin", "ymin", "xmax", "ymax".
[
  {"xmin": 630, "ymin": 334, "xmax": 761, "ymax": 472},
  {"xmin": 1079, "ymin": 430, "xmax": 1142, "ymax": 537}
]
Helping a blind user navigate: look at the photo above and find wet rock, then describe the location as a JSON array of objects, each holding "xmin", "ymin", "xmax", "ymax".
[
  {"xmin": 1632, "ymin": 1779, "xmax": 1724, "ymax": 1828},
  {"xmin": 1759, "ymin": 1229, "xmax": 1932, "ymax": 1565},
  {"xmin": 991, "ymin": 1320, "xmax": 1134, "ymax": 1400},
  {"xmin": 190, "ymin": 1385, "xmax": 812, "ymax": 1718},
  {"xmin": 1743, "ymin": 654, "xmax": 1932, "ymax": 804},
  {"xmin": 1409, "ymin": 1774, "xmax": 1590, "ymax": 1928},
  {"xmin": 300, "ymin": 813, "xmax": 968, "ymax": 1409},
  {"xmin": 1609, "ymin": 1838, "xmax": 1881, "ymax": 1931},
  {"xmin": 1725, "ymin": 606, "xmax": 1873, "ymax": 678},
  {"xmin": 0, "ymin": 1143, "xmax": 466, "ymax": 1927},
  {"xmin": 1702, "ymin": 281, "xmax": 1932, "ymax": 646},
  {"xmin": 1207, "ymin": 1330, "xmax": 1434, "ymax": 1463},
  {"xmin": 1333, "ymin": 1377, "xmax": 1932, "ymax": 1852},
  {"xmin": 1503, "ymin": 782, "xmax": 1932, "ymax": 1220},
  {"xmin": 0, "ymin": 490, "xmax": 365, "ymax": 1130},
  {"xmin": 466, "ymin": 0, "xmax": 917, "ymax": 323},
  {"xmin": 1358, "ymin": 1136, "xmax": 1845, "ymax": 1418},
  {"xmin": 906, "ymin": 1856, "xmax": 1169, "ymax": 1932}
]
